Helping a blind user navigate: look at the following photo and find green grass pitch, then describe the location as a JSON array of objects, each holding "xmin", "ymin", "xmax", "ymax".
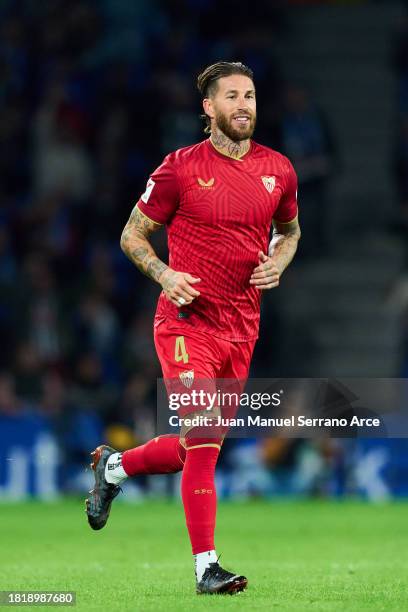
[{"xmin": 0, "ymin": 499, "xmax": 407, "ymax": 611}]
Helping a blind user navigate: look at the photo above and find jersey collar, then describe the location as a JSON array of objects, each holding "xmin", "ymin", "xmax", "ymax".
[{"xmin": 207, "ymin": 138, "xmax": 253, "ymax": 162}]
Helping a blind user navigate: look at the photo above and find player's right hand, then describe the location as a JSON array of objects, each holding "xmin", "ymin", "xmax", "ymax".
[{"xmin": 159, "ymin": 268, "xmax": 201, "ymax": 307}]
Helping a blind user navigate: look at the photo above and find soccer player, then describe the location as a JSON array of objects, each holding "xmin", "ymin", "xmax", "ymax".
[{"xmin": 86, "ymin": 61, "xmax": 300, "ymax": 595}]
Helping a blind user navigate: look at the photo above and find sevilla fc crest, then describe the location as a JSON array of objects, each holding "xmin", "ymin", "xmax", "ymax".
[
  {"xmin": 179, "ymin": 369, "xmax": 194, "ymax": 388},
  {"xmin": 261, "ymin": 176, "xmax": 276, "ymax": 193}
]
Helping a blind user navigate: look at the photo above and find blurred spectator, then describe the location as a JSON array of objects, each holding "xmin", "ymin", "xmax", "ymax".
[
  {"xmin": 68, "ymin": 351, "xmax": 117, "ymax": 417},
  {"xmin": 393, "ymin": 115, "xmax": 408, "ymax": 231},
  {"xmin": 39, "ymin": 370, "xmax": 104, "ymax": 489},
  {"xmin": 387, "ymin": 275, "xmax": 408, "ymax": 376},
  {"xmin": 14, "ymin": 342, "xmax": 43, "ymax": 404},
  {"xmin": 0, "ymin": 224, "xmax": 17, "ymax": 286},
  {"xmin": 33, "ymin": 81, "xmax": 94, "ymax": 200},
  {"xmin": 157, "ymin": 72, "xmax": 201, "ymax": 153},
  {"xmin": 17, "ymin": 253, "xmax": 63, "ymax": 364},
  {"xmin": 0, "ymin": 372, "xmax": 21, "ymax": 416},
  {"xmin": 74, "ymin": 291, "xmax": 120, "ymax": 357},
  {"xmin": 392, "ymin": 10, "xmax": 408, "ymax": 113},
  {"xmin": 261, "ymin": 438, "xmax": 332, "ymax": 496},
  {"xmin": 391, "ymin": 9, "xmax": 408, "ymax": 236},
  {"xmin": 276, "ymin": 83, "xmax": 337, "ymax": 257},
  {"xmin": 122, "ymin": 312, "xmax": 159, "ymax": 377},
  {"xmin": 111, "ymin": 374, "xmax": 156, "ymax": 442}
]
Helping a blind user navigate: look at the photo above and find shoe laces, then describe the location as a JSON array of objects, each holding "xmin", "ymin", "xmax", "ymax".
[
  {"xmin": 105, "ymin": 484, "xmax": 122, "ymax": 500},
  {"xmin": 207, "ymin": 560, "xmax": 235, "ymax": 581}
]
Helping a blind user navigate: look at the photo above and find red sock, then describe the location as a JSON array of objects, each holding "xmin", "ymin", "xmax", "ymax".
[
  {"xmin": 122, "ymin": 435, "xmax": 186, "ymax": 476},
  {"xmin": 181, "ymin": 439, "xmax": 221, "ymax": 554}
]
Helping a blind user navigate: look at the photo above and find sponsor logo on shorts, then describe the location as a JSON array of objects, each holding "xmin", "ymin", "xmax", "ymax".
[{"xmin": 179, "ymin": 369, "xmax": 194, "ymax": 388}]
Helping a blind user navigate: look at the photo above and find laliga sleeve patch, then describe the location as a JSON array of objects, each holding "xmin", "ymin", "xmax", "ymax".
[{"xmin": 141, "ymin": 178, "xmax": 156, "ymax": 203}]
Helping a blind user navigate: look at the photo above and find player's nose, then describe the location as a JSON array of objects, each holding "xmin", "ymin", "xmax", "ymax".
[
  {"xmin": 235, "ymin": 102, "xmax": 251, "ymax": 114},
  {"xmin": 233, "ymin": 109, "xmax": 248, "ymax": 119}
]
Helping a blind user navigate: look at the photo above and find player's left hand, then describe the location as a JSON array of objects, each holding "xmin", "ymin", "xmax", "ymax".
[{"xmin": 249, "ymin": 251, "xmax": 280, "ymax": 290}]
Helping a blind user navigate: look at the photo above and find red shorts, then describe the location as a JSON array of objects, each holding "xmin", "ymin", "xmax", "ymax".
[{"xmin": 154, "ymin": 319, "xmax": 256, "ymax": 419}]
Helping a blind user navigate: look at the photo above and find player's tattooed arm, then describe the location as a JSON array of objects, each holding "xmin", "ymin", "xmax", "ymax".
[
  {"xmin": 120, "ymin": 205, "xmax": 201, "ymax": 306},
  {"xmin": 268, "ymin": 216, "xmax": 301, "ymax": 274},
  {"xmin": 250, "ymin": 217, "xmax": 301, "ymax": 290},
  {"xmin": 120, "ymin": 205, "xmax": 168, "ymax": 283}
]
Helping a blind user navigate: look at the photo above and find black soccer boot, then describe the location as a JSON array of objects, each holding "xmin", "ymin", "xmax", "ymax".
[
  {"xmin": 196, "ymin": 562, "xmax": 248, "ymax": 595},
  {"xmin": 85, "ymin": 445, "xmax": 121, "ymax": 530}
]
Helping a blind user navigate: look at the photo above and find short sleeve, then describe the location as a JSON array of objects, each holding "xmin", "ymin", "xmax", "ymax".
[
  {"xmin": 273, "ymin": 158, "xmax": 298, "ymax": 224},
  {"xmin": 137, "ymin": 155, "xmax": 180, "ymax": 224}
]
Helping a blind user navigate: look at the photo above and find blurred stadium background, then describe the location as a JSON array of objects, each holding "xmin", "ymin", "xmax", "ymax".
[{"xmin": 1, "ymin": 0, "xmax": 408, "ymax": 503}]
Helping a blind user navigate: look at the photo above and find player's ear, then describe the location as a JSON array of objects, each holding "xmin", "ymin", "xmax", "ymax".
[{"xmin": 203, "ymin": 97, "xmax": 215, "ymax": 120}]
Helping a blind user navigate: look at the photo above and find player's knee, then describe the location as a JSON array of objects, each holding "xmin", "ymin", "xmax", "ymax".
[
  {"xmin": 183, "ymin": 426, "xmax": 223, "ymax": 450},
  {"xmin": 179, "ymin": 407, "xmax": 220, "ymax": 438},
  {"xmin": 178, "ymin": 406, "xmax": 224, "ymax": 450}
]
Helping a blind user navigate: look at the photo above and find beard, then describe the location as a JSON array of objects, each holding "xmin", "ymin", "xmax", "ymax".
[{"xmin": 214, "ymin": 109, "xmax": 256, "ymax": 142}]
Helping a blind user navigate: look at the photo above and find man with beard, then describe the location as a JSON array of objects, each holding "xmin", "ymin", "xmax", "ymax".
[{"xmin": 86, "ymin": 62, "xmax": 301, "ymax": 595}]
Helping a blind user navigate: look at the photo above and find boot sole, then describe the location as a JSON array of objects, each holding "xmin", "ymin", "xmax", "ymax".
[
  {"xmin": 197, "ymin": 577, "xmax": 248, "ymax": 595},
  {"xmin": 85, "ymin": 445, "xmax": 112, "ymax": 530}
]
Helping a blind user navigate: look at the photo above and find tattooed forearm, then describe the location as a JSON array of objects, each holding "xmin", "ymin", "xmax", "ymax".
[
  {"xmin": 130, "ymin": 247, "xmax": 148, "ymax": 263},
  {"xmin": 147, "ymin": 258, "xmax": 168, "ymax": 281},
  {"xmin": 268, "ymin": 219, "xmax": 301, "ymax": 275},
  {"xmin": 120, "ymin": 206, "xmax": 168, "ymax": 283}
]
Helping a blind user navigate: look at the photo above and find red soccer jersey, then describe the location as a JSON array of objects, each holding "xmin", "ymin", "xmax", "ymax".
[{"xmin": 137, "ymin": 139, "xmax": 298, "ymax": 342}]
